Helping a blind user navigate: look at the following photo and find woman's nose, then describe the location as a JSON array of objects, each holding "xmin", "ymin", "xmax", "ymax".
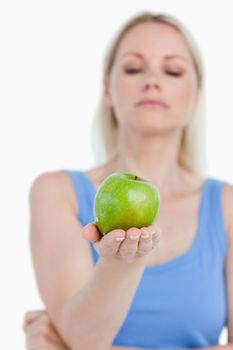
[{"xmin": 143, "ymin": 72, "xmax": 161, "ymax": 91}]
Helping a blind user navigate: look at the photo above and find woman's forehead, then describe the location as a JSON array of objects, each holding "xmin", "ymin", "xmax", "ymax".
[{"xmin": 115, "ymin": 22, "xmax": 192, "ymax": 61}]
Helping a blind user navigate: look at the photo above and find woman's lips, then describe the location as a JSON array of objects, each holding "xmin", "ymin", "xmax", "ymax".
[{"xmin": 136, "ymin": 99, "xmax": 168, "ymax": 108}]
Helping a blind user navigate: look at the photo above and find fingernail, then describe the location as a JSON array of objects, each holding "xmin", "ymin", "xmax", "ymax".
[
  {"xmin": 116, "ymin": 236, "xmax": 124, "ymax": 241},
  {"xmin": 141, "ymin": 234, "xmax": 150, "ymax": 239},
  {"xmin": 130, "ymin": 235, "xmax": 139, "ymax": 240}
]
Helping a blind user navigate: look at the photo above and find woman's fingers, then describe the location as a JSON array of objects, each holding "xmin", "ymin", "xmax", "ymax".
[
  {"xmin": 94, "ymin": 229, "xmax": 126, "ymax": 257},
  {"xmin": 83, "ymin": 222, "xmax": 162, "ymax": 264},
  {"xmin": 23, "ymin": 309, "xmax": 68, "ymax": 350},
  {"xmin": 151, "ymin": 226, "xmax": 162, "ymax": 248},
  {"xmin": 138, "ymin": 225, "xmax": 161, "ymax": 257},
  {"xmin": 23, "ymin": 310, "xmax": 46, "ymax": 332},
  {"xmin": 137, "ymin": 227, "xmax": 154, "ymax": 258},
  {"xmin": 26, "ymin": 330, "xmax": 56, "ymax": 350},
  {"xmin": 118, "ymin": 228, "xmax": 141, "ymax": 263}
]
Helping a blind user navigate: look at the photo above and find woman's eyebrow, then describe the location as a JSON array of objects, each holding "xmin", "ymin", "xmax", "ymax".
[
  {"xmin": 121, "ymin": 52, "xmax": 189, "ymax": 62},
  {"xmin": 165, "ymin": 54, "xmax": 189, "ymax": 62},
  {"xmin": 120, "ymin": 52, "xmax": 144, "ymax": 60}
]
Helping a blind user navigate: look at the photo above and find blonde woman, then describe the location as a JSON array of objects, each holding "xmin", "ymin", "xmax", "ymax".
[{"xmin": 23, "ymin": 12, "xmax": 233, "ymax": 350}]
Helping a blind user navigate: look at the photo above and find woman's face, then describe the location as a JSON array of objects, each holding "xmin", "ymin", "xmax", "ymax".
[{"xmin": 105, "ymin": 22, "xmax": 199, "ymax": 134}]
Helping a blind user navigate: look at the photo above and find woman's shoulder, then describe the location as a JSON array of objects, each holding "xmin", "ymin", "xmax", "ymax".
[
  {"xmin": 30, "ymin": 170, "xmax": 70, "ymax": 196},
  {"xmin": 222, "ymin": 181, "xmax": 233, "ymax": 244},
  {"xmin": 205, "ymin": 177, "xmax": 233, "ymax": 246},
  {"xmin": 30, "ymin": 170, "xmax": 78, "ymax": 213},
  {"xmin": 31, "ymin": 162, "xmax": 114, "ymax": 217}
]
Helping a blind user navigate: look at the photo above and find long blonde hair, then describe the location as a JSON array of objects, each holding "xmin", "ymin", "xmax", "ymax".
[{"xmin": 91, "ymin": 12, "xmax": 207, "ymax": 178}]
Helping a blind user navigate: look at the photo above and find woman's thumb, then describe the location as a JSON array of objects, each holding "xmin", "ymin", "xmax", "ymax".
[{"xmin": 82, "ymin": 223, "xmax": 101, "ymax": 242}]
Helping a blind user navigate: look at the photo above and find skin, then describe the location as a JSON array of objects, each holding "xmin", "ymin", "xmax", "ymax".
[
  {"xmin": 23, "ymin": 310, "xmax": 69, "ymax": 350},
  {"xmin": 23, "ymin": 22, "xmax": 233, "ymax": 349},
  {"xmin": 104, "ymin": 21, "xmax": 200, "ymax": 197}
]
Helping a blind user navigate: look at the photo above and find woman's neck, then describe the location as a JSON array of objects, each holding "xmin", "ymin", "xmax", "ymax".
[{"xmin": 111, "ymin": 128, "xmax": 196, "ymax": 199}]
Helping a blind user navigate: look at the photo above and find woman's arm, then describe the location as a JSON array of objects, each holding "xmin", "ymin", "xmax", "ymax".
[
  {"xmin": 23, "ymin": 309, "xmax": 143, "ymax": 350},
  {"xmin": 23, "ymin": 310, "xmax": 69, "ymax": 350},
  {"xmin": 23, "ymin": 309, "xmax": 233, "ymax": 350},
  {"xmin": 29, "ymin": 172, "xmax": 159, "ymax": 350},
  {"xmin": 58, "ymin": 256, "xmax": 146, "ymax": 350}
]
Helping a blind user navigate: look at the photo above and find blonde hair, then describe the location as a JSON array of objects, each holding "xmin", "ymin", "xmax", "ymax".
[{"xmin": 91, "ymin": 11, "xmax": 207, "ymax": 178}]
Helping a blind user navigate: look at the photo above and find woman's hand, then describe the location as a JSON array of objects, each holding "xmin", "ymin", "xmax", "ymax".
[
  {"xmin": 82, "ymin": 223, "xmax": 162, "ymax": 265},
  {"xmin": 23, "ymin": 309, "xmax": 69, "ymax": 350}
]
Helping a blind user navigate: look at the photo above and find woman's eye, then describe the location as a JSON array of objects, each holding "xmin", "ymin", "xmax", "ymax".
[
  {"xmin": 125, "ymin": 68, "xmax": 141, "ymax": 74},
  {"xmin": 124, "ymin": 67, "xmax": 183, "ymax": 76},
  {"xmin": 166, "ymin": 70, "xmax": 182, "ymax": 77}
]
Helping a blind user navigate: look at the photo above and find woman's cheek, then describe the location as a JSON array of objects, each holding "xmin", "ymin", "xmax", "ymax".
[{"xmin": 171, "ymin": 78, "xmax": 197, "ymax": 111}]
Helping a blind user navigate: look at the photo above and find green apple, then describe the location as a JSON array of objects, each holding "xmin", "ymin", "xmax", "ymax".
[{"xmin": 93, "ymin": 172, "xmax": 160, "ymax": 235}]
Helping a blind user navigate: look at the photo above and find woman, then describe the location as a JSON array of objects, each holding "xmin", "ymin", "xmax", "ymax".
[{"xmin": 23, "ymin": 11, "xmax": 233, "ymax": 350}]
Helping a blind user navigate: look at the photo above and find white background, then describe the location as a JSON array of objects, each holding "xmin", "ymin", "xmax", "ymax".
[{"xmin": 0, "ymin": 0, "xmax": 232, "ymax": 348}]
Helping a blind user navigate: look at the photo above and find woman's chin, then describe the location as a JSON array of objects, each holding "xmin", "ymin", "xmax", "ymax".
[{"xmin": 130, "ymin": 120, "xmax": 181, "ymax": 136}]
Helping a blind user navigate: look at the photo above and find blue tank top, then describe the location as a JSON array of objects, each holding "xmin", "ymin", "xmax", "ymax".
[{"xmin": 63, "ymin": 169, "xmax": 228, "ymax": 349}]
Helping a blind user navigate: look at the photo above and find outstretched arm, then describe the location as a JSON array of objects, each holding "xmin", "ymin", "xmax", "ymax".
[{"xmin": 29, "ymin": 172, "xmax": 160, "ymax": 350}]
